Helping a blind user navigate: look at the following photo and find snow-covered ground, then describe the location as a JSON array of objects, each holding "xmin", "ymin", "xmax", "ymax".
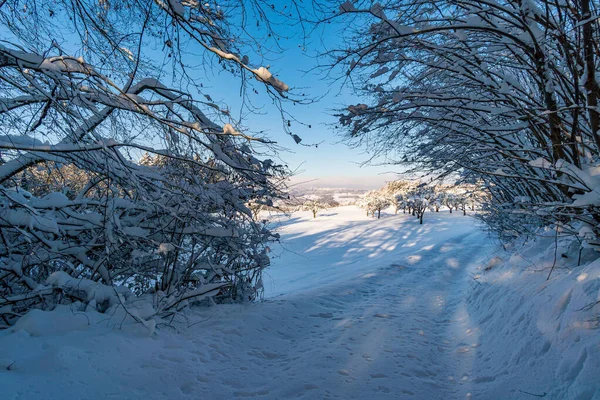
[{"xmin": 1, "ymin": 206, "xmax": 599, "ymax": 399}]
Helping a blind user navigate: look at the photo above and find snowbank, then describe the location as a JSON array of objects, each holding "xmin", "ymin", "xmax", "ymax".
[{"xmin": 465, "ymin": 235, "xmax": 600, "ymax": 399}]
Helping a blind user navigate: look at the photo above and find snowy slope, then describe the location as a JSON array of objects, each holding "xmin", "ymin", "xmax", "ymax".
[
  {"xmin": 0, "ymin": 206, "xmax": 598, "ymax": 399},
  {"xmin": 463, "ymin": 239, "xmax": 600, "ymax": 399},
  {"xmin": 264, "ymin": 206, "xmax": 491, "ymax": 298}
]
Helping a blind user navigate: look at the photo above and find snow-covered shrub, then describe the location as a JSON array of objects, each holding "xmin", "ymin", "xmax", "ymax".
[{"xmin": 0, "ymin": 0, "xmax": 291, "ymax": 327}]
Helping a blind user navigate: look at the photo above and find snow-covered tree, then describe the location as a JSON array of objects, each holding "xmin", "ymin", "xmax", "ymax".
[
  {"xmin": 304, "ymin": 199, "xmax": 326, "ymax": 218},
  {"xmin": 0, "ymin": 0, "xmax": 294, "ymax": 326},
  {"xmin": 404, "ymin": 185, "xmax": 432, "ymax": 224},
  {"xmin": 332, "ymin": 0, "xmax": 600, "ymax": 244},
  {"xmin": 318, "ymin": 194, "xmax": 341, "ymax": 208},
  {"xmin": 383, "ymin": 181, "xmax": 414, "ymax": 214},
  {"xmin": 358, "ymin": 190, "xmax": 391, "ymax": 219}
]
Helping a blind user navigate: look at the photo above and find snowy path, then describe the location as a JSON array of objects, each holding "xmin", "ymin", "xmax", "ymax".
[
  {"xmin": 258, "ymin": 207, "xmax": 497, "ymax": 399},
  {"xmin": 1, "ymin": 206, "xmax": 498, "ymax": 400}
]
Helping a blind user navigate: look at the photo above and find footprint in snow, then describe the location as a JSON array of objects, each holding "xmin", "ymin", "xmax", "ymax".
[{"xmin": 377, "ymin": 386, "xmax": 391, "ymax": 393}]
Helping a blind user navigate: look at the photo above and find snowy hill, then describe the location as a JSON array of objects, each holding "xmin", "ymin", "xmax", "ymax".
[
  {"xmin": 286, "ymin": 187, "xmax": 369, "ymax": 206},
  {"xmin": 0, "ymin": 206, "xmax": 598, "ymax": 399}
]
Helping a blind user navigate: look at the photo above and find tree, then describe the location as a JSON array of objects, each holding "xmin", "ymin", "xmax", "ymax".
[
  {"xmin": 358, "ymin": 190, "xmax": 391, "ymax": 219},
  {"xmin": 383, "ymin": 180, "xmax": 414, "ymax": 213},
  {"xmin": 405, "ymin": 185, "xmax": 432, "ymax": 224},
  {"xmin": 411, "ymin": 196, "xmax": 428, "ymax": 225},
  {"xmin": 304, "ymin": 199, "xmax": 326, "ymax": 218},
  {"xmin": 0, "ymin": 1, "xmax": 294, "ymax": 326},
  {"xmin": 332, "ymin": 0, "xmax": 600, "ymax": 245},
  {"xmin": 444, "ymin": 194, "xmax": 457, "ymax": 214}
]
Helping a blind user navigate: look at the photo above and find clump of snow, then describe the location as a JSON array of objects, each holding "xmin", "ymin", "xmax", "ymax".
[
  {"xmin": 339, "ymin": 1, "xmax": 356, "ymax": 13},
  {"xmin": 483, "ymin": 256, "xmax": 503, "ymax": 271},
  {"xmin": 46, "ymin": 271, "xmax": 131, "ymax": 312},
  {"xmin": 222, "ymin": 123, "xmax": 237, "ymax": 135},
  {"xmin": 11, "ymin": 305, "xmax": 104, "ymax": 337},
  {"xmin": 252, "ymin": 66, "xmax": 289, "ymax": 92},
  {"xmin": 158, "ymin": 242, "xmax": 175, "ymax": 254}
]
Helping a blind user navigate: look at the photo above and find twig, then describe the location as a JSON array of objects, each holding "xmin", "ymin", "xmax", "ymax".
[
  {"xmin": 518, "ymin": 389, "xmax": 546, "ymax": 397},
  {"xmin": 546, "ymin": 223, "xmax": 559, "ymax": 280},
  {"xmin": 577, "ymin": 300, "xmax": 600, "ymax": 312}
]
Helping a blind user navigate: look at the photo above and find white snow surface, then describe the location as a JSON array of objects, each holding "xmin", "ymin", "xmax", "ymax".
[{"xmin": 1, "ymin": 206, "xmax": 599, "ymax": 399}]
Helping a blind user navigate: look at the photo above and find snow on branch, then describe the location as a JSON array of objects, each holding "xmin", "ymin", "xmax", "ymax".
[{"xmin": 0, "ymin": 5, "xmax": 288, "ymax": 327}]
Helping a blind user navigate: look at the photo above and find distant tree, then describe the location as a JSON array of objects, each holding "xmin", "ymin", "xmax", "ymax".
[
  {"xmin": 412, "ymin": 196, "xmax": 428, "ymax": 225},
  {"xmin": 318, "ymin": 194, "xmax": 340, "ymax": 208},
  {"xmin": 406, "ymin": 185, "xmax": 432, "ymax": 224},
  {"xmin": 444, "ymin": 194, "xmax": 458, "ymax": 214},
  {"xmin": 247, "ymin": 201, "xmax": 265, "ymax": 221},
  {"xmin": 358, "ymin": 190, "xmax": 391, "ymax": 219},
  {"xmin": 383, "ymin": 181, "xmax": 415, "ymax": 214},
  {"xmin": 304, "ymin": 199, "xmax": 326, "ymax": 218}
]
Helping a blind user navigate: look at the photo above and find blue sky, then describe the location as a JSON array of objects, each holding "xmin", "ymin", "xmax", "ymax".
[{"xmin": 197, "ymin": 6, "xmax": 400, "ymax": 188}]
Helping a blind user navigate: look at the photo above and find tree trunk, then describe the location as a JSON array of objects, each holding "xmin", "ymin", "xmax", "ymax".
[
  {"xmin": 419, "ymin": 214, "xmax": 423, "ymax": 224},
  {"xmin": 377, "ymin": 209, "xmax": 381, "ymax": 219},
  {"xmin": 312, "ymin": 210, "xmax": 317, "ymax": 218},
  {"xmin": 582, "ymin": 0, "xmax": 600, "ymax": 153},
  {"xmin": 463, "ymin": 208, "xmax": 466, "ymax": 216}
]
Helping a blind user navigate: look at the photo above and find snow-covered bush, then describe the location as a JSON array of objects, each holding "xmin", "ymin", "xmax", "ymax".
[{"xmin": 0, "ymin": 0, "xmax": 291, "ymax": 327}]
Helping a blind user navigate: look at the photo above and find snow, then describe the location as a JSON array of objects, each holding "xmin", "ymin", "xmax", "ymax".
[
  {"xmin": 466, "ymin": 238, "xmax": 600, "ymax": 399},
  {"xmin": 1, "ymin": 206, "xmax": 599, "ymax": 399},
  {"xmin": 251, "ymin": 67, "xmax": 289, "ymax": 92},
  {"xmin": 46, "ymin": 271, "xmax": 130, "ymax": 311}
]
